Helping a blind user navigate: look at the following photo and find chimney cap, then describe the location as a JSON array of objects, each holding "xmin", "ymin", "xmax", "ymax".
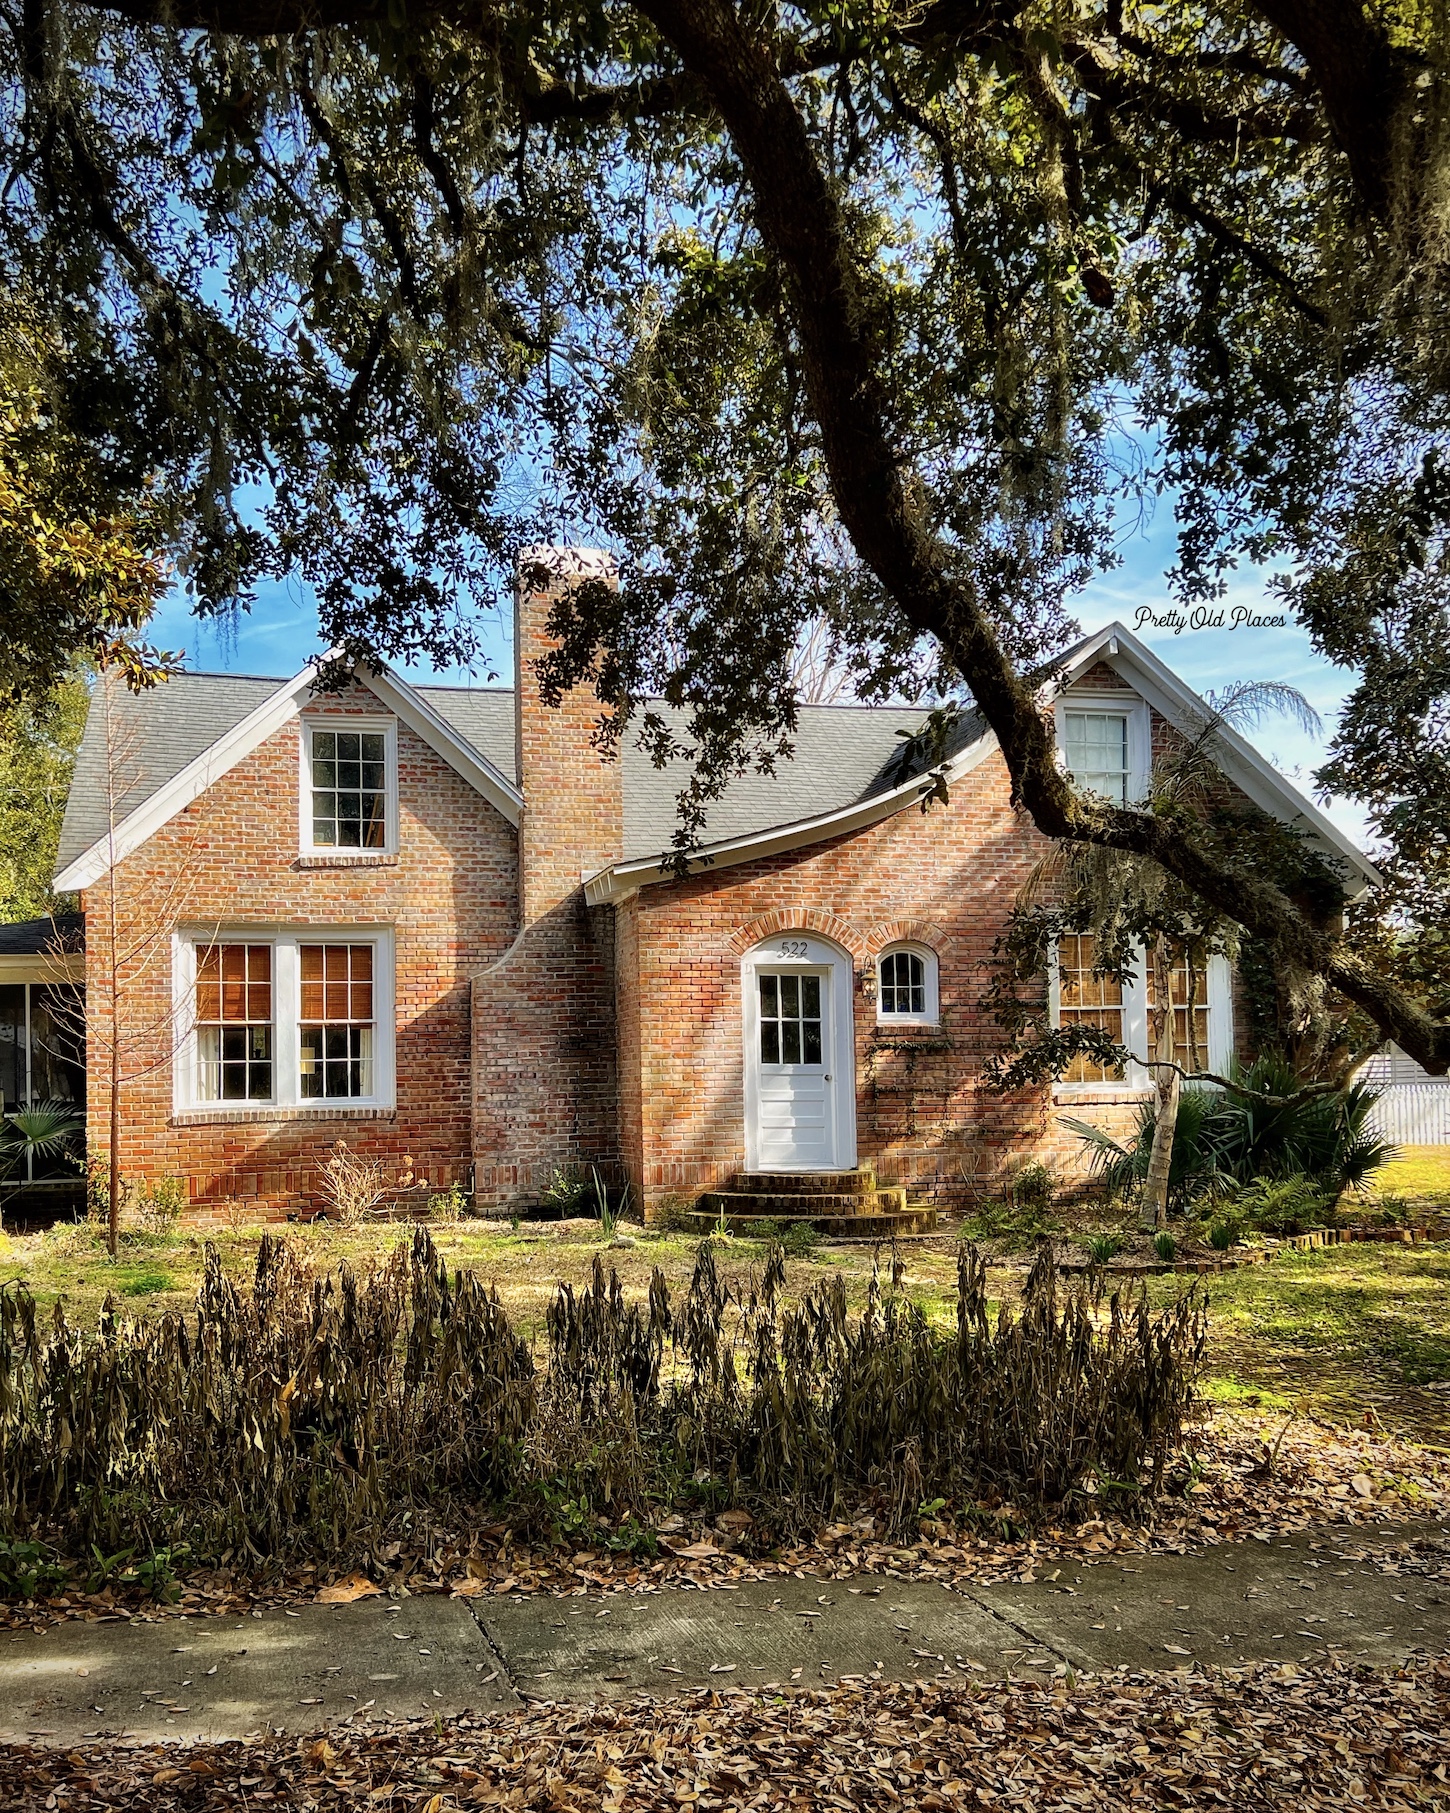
[{"xmin": 518, "ymin": 546, "xmax": 616, "ymax": 586}]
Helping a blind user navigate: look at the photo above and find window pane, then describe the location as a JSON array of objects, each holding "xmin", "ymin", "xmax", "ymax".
[
  {"xmin": 1058, "ymin": 933, "xmax": 1125, "ymax": 1083},
  {"xmin": 803, "ymin": 1021, "xmax": 822, "ymax": 1064},
  {"xmin": 880, "ymin": 949, "xmax": 928, "ymax": 1017},
  {"xmin": 299, "ymin": 944, "xmax": 376, "ymax": 1098},
  {"xmin": 759, "ymin": 975, "xmax": 777, "ymax": 1017},
  {"xmin": 760, "ymin": 1021, "xmax": 780, "ymax": 1064},
  {"xmin": 1065, "ymin": 712, "xmax": 1130, "ymax": 805},
  {"xmin": 781, "ymin": 1021, "xmax": 801, "ymax": 1063},
  {"xmin": 196, "ymin": 944, "xmax": 274, "ymax": 1101},
  {"xmin": 801, "ymin": 974, "xmax": 820, "ymax": 1018},
  {"xmin": 781, "ymin": 974, "xmax": 799, "ymax": 1017},
  {"xmin": 31, "ymin": 986, "xmax": 84, "ymax": 1107},
  {"xmin": 310, "ymin": 725, "xmax": 388, "ymax": 848}
]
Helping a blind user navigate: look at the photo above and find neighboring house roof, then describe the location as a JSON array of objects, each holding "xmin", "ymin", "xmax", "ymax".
[
  {"xmin": 52, "ymin": 622, "xmax": 1378, "ymax": 903},
  {"xmin": 0, "ymin": 915, "xmax": 83, "ymax": 955}
]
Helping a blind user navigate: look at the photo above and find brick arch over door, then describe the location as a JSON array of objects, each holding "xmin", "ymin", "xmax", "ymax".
[
  {"xmin": 863, "ymin": 918, "xmax": 952, "ymax": 960},
  {"xmin": 726, "ymin": 909, "xmax": 869, "ymax": 962}
]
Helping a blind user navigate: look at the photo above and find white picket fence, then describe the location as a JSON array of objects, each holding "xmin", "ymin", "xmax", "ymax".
[{"xmin": 1366, "ymin": 1084, "xmax": 1450, "ymax": 1147}]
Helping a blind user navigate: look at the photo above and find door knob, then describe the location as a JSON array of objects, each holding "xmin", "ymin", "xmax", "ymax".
[{"xmin": 824, "ymin": 1074, "xmax": 832, "ymax": 1081}]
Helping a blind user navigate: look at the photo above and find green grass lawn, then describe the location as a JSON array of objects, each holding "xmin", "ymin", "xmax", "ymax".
[
  {"xmin": 1367, "ymin": 1143, "xmax": 1450, "ymax": 1207},
  {"xmin": 5, "ymin": 1213, "xmax": 1450, "ymax": 1442}
]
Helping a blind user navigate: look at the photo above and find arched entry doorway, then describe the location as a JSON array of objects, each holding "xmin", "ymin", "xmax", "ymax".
[{"xmin": 740, "ymin": 933, "xmax": 856, "ymax": 1172}]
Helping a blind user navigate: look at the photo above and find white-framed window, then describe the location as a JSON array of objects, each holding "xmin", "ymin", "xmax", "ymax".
[
  {"xmin": 175, "ymin": 928, "xmax": 395, "ymax": 1112},
  {"xmin": 1056, "ymin": 692, "xmax": 1151, "ymax": 806},
  {"xmin": 875, "ymin": 943, "xmax": 939, "ymax": 1026},
  {"xmin": 195, "ymin": 942, "xmax": 274, "ymax": 1102},
  {"xmin": 1049, "ymin": 938, "xmax": 1233, "ymax": 1092},
  {"xmin": 299, "ymin": 716, "xmax": 397, "ymax": 854}
]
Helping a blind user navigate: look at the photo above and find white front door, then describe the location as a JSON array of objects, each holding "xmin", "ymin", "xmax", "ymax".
[{"xmin": 743, "ymin": 937, "xmax": 856, "ymax": 1172}]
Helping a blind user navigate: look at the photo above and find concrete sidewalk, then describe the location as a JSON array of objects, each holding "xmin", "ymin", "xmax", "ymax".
[{"xmin": 3, "ymin": 1524, "xmax": 1447, "ymax": 1746}]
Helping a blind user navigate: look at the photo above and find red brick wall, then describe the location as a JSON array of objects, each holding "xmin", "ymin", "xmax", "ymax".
[
  {"xmin": 617, "ymin": 718, "xmax": 1254, "ymax": 1218},
  {"xmin": 470, "ymin": 560, "xmax": 623, "ymax": 1204},
  {"xmin": 81, "ymin": 680, "xmax": 517, "ymax": 1218}
]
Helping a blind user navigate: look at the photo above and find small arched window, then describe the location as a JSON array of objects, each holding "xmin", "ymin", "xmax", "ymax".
[{"xmin": 876, "ymin": 944, "xmax": 938, "ymax": 1025}]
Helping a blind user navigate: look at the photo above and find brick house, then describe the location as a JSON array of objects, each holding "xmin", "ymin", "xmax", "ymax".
[{"xmin": 51, "ymin": 551, "xmax": 1377, "ymax": 1223}]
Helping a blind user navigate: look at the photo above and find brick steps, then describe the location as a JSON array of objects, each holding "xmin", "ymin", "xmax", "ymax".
[{"xmin": 685, "ymin": 1168, "xmax": 935, "ymax": 1239}]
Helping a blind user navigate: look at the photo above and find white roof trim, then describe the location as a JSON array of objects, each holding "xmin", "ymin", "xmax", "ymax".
[
  {"xmin": 586, "ymin": 617, "xmax": 1379, "ymax": 905},
  {"xmin": 0, "ymin": 953, "xmax": 84, "ymax": 983},
  {"xmin": 362, "ymin": 667, "xmax": 523, "ymax": 825},
  {"xmin": 55, "ymin": 666, "xmax": 323, "ymax": 892},
  {"xmin": 1052, "ymin": 622, "xmax": 1380, "ymax": 892},
  {"xmin": 54, "ymin": 660, "xmax": 523, "ymax": 893},
  {"xmin": 584, "ymin": 729, "xmax": 999, "ymax": 905}
]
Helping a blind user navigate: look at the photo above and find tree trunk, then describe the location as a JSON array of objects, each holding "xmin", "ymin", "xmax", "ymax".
[{"xmin": 1141, "ymin": 939, "xmax": 1180, "ymax": 1231}]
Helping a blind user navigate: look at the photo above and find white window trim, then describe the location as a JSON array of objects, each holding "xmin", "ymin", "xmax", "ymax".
[
  {"xmin": 1055, "ymin": 689, "xmax": 1152, "ymax": 807},
  {"xmin": 172, "ymin": 926, "xmax": 396, "ymax": 1115},
  {"xmin": 1050, "ymin": 942, "xmax": 1233, "ymax": 1095},
  {"xmin": 875, "ymin": 942, "xmax": 940, "ymax": 1027},
  {"xmin": 297, "ymin": 714, "xmax": 400, "ymax": 857}
]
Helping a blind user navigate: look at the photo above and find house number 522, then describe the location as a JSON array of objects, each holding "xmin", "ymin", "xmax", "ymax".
[{"xmin": 778, "ymin": 940, "xmax": 809, "ymax": 958}]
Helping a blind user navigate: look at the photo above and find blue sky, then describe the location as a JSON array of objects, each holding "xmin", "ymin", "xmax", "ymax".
[{"xmin": 146, "ymin": 500, "xmax": 1370, "ymax": 850}]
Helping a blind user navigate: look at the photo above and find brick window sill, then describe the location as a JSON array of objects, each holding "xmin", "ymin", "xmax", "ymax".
[
  {"xmin": 172, "ymin": 1105, "xmax": 397, "ymax": 1127},
  {"xmin": 1052, "ymin": 1086, "xmax": 1155, "ymax": 1106},
  {"xmin": 295, "ymin": 852, "xmax": 400, "ymax": 869}
]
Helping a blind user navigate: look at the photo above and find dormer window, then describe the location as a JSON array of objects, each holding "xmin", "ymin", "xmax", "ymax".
[
  {"xmin": 1063, "ymin": 710, "xmax": 1130, "ymax": 805},
  {"xmin": 301, "ymin": 717, "xmax": 396, "ymax": 854},
  {"xmin": 1057, "ymin": 691, "xmax": 1151, "ymax": 806}
]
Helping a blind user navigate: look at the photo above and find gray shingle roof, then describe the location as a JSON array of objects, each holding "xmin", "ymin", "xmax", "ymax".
[
  {"xmin": 56, "ymin": 670, "xmax": 964, "ymax": 874},
  {"xmin": 55, "ymin": 674, "xmax": 283, "ymax": 873}
]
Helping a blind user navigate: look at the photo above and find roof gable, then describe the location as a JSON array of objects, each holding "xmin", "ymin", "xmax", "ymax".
[
  {"xmin": 54, "ymin": 664, "xmax": 523, "ymax": 893},
  {"xmin": 1051, "ymin": 624, "xmax": 1379, "ymax": 890}
]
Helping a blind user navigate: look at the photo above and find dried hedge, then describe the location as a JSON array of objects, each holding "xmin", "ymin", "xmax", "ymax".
[{"xmin": 0, "ymin": 1230, "xmax": 1204, "ymax": 1564}]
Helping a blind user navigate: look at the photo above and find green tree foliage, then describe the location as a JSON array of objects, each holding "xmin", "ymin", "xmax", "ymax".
[
  {"xmin": 0, "ymin": 299, "xmax": 170, "ymax": 697},
  {"xmin": 0, "ymin": 674, "xmax": 87, "ymax": 923},
  {"xmin": 2, "ymin": 1, "xmax": 1448, "ymax": 1063}
]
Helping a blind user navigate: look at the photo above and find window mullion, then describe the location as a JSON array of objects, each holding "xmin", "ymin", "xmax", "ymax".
[{"xmin": 275, "ymin": 940, "xmax": 300, "ymax": 1108}]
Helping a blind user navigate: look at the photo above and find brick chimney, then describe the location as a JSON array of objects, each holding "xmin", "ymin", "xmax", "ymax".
[
  {"xmin": 514, "ymin": 547, "xmax": 624, "ymax": 923},
  {"xmin": 470, "ymin": 547, "xmax": 623, "ymax": 1210}
]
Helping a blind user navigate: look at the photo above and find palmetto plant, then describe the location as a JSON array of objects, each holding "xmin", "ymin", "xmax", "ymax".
[
  {"xmin": 0, "ymin": 1100, "xmax": 83, "ymax": 1232},
  {"xmin": 1065, "ymin": 1052, "xmax": 1396, "ymax": 1213}
]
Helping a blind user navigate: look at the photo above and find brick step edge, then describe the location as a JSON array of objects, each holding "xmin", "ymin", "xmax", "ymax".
[
  {"xmin": 1057, "ymin": 1222, "xmax": 1440, "ymax": 1278},
  {"xmin": 697, "ymin": 1191, "xmax": 908, "ymax": 1214},
  {"xmin": 680, "ymin": 1209, "xmax": 938, "ymax": 1238}
]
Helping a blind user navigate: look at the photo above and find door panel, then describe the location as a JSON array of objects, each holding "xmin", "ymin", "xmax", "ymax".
[{"xmin": 753, "ymin": 967, "xmax": 835, "ymax": 1169}]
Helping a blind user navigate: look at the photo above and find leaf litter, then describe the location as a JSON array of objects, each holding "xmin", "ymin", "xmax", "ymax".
[{"xmin": 2, "ymin": 1657, "xmax": 1448, "ymax": 1809}]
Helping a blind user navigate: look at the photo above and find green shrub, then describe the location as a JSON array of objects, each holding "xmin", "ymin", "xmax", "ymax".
[
  {"xmin": 1009, "ymin": 1162, "xmax": 1056, "ymax": 1209},
  {"xmin": 1085, "ymin": 1233, "xmax": 1122, "ymax": 1264},
  {"xmin": 781, "ymin": 1221, "xmax": 820, "ymax": 1258},
  {"xmin": 541, "ymin": 1166, "xmax": 589, "ymax": 1216},
  {"xmin": 0, "ymin": 1538, "xmax": 67, "ymax": 1599},
  {"xmin": 1208, "ymin": 1221, "xmax": 1236, "ymax": 1251},
  {"xmin": 1228, "ymin": 1175, "xmax": 1333, "ymax": 1235},
  {"xmin": 427, "ymin": 1185, "xmax": 470, "ymax": 1223},
  {"xmin": 135, "ymin": 1176, "xmax": 186, "ymax": 1234},
  {"xmin": 1153, "ymin": 1231, "xmax": 1177, "ymax": 1263}
]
